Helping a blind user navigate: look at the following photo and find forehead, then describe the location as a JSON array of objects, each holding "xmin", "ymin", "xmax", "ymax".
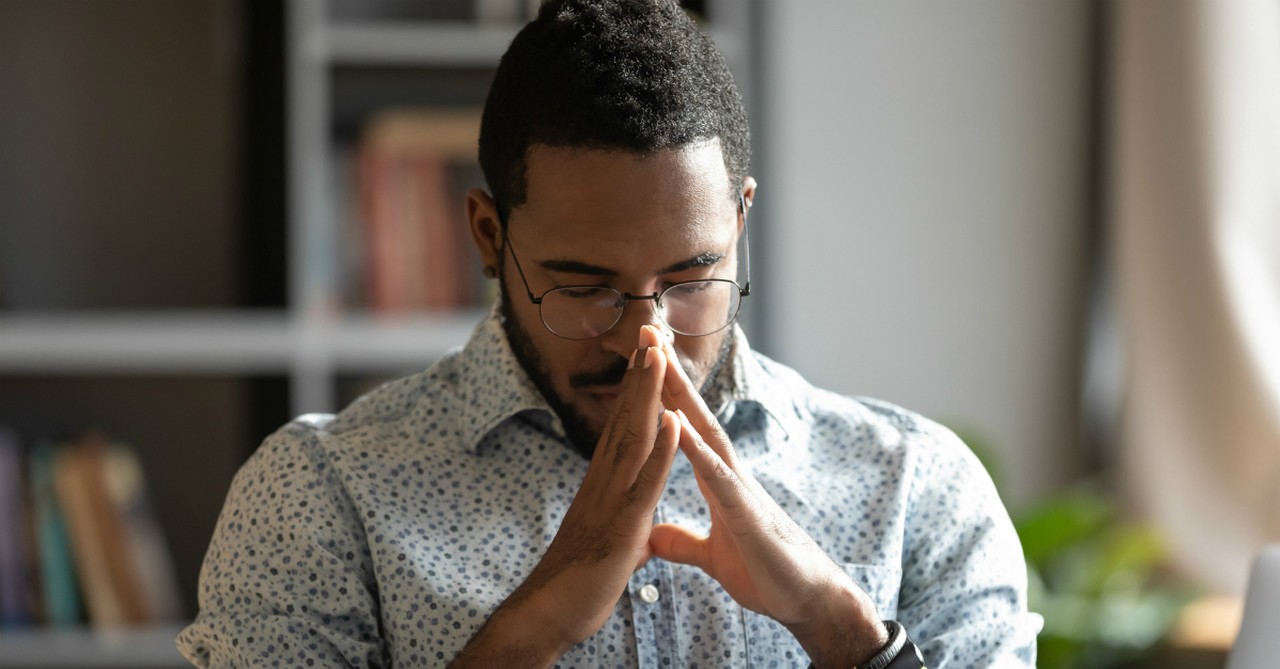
[{"xmin": 513, "ymin": 140, "xmax": 738, "ymax": 253}]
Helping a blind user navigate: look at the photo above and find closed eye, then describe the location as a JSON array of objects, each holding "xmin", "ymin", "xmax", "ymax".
[{"xmin": 556, "ymin": 285, "xmax": 614, "ymax": 299}]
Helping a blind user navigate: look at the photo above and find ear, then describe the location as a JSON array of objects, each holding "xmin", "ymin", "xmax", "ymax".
[
  {"xmin": 466, "ymin": 188, "xmax": 503, "ymax": 274},
  {"xmin": 739, "ymin": 176, "xmax": 758, "ymax": 232}
]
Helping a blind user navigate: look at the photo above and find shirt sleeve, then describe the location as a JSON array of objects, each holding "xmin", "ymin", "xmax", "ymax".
[
  {"xmin": 895, "ymin": 420, "xmax": 1043, "ymax": 668},
  {"xmin": 176, "ymin": 422, "xmax": 388, "ymax": 668}
]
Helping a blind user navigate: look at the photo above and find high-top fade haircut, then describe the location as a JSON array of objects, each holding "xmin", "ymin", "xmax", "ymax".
[{"xmin": 478, "ymin": 0, "xmax": 751, "ymax": 221}]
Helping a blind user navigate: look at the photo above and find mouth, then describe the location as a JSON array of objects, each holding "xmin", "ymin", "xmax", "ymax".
[{"xmin": 585, "ymin": 387, "xmax": 622, "ymax": 413}]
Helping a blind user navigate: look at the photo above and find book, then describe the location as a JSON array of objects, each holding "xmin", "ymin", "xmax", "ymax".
[
  {"xmin": 356, "ymin": 108, "xmax": 483, "ymax": 314},
  {"xmin": 99, "ymin": 443, "xmax": 182, "ymax": 621},
  {"xmin": 0, "ymin": 428, "xmax": 32, "ymax": 626},
  {"xmin": 54, "ymin": 433, "xmax": 147, "ymax": 626},
  {"xmin": 28, "ymin": 440, "xmax": 81, "ymax": 626}
]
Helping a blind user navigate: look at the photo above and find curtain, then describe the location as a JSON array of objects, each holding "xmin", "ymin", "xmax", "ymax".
[{"xmin": 1110, "ymin": 0, "xmax": 1280, "ymax": 594}]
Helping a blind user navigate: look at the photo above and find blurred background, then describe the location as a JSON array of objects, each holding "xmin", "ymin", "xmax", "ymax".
[{"xmin": 0, "ymin": 1, "xmax": 1277, "ymax": 667}]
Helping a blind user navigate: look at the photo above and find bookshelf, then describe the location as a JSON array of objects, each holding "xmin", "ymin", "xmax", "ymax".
[
  {"xmin": 0, "ymin": 624, "xmax": 189, "ymax": 669},
  {"xmin": 0, "ymin": 0, "xmax": 757, "ymax": 665}
]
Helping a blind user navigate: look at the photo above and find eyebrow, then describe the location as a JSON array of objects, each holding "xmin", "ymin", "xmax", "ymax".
[{"xmin": 538, "ymin": 251, "xmax": 725, "ymax": 277}]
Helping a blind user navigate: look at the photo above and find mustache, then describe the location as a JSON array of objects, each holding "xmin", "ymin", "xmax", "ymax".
[{"xmin": 568, "ymin": 357, "xmax": 631, "ymax": 389}]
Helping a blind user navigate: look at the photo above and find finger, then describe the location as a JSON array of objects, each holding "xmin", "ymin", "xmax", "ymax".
[
  {"xmin": 625, "ymin": 410, "xmax": 680, "ymax": 513},
  {"xmin": 660, "ymin": 341, "xmax": 741, "ymax": 470},
  {"xmin": 596, "ymin": 325, "xmax": 669, "ymax": 460},
  {"xmin": 605, "ymin": 335, "xmax": 671, "ymax": 485},
  {"xmin": 648, "ymin": 523, "xmax": 709, "ymax": 571},
  {"xmin": 659, "ymin": 340, "xmax": 696, "ymax": 406},
  {"xmin": 675, "ymin": 409, "xmax": 756, "ymax": 523}
]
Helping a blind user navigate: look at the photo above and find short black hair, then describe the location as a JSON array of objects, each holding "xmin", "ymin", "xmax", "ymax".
[{"xmin": 478, "ymin": 0, "xmax": 751, "ymax": 221}]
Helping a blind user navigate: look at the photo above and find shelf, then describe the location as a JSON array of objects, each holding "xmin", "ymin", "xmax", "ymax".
[
  {"xmin": 314, "ymin": 310, "xmax": 486, "ymax": 371},
  {"xmin": 0, "ymin": 312, "xmax": 293, "ymax": 373},
  {"xmin": 319, "ymin": 22, "xmax": 521, "ymax": 66},
  {"xmin": 0, "ymin": 624, "xmax": 188, "ymax": 668},
  {"xmin": 0, "ymin": 310, "xmax": 486, "ymax": 374},
  {"xmin": 313, "ymin": 21, "xmax": 741, "ymax": 70}
]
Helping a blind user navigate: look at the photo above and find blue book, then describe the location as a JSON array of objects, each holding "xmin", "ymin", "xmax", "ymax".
[
  {"xmin": 28, "ymin": 440, "xmax": 81, "ymax": 626},
  {"xmin": 0, "ymin": 428, "xmax": 31, "ymax": 626}
]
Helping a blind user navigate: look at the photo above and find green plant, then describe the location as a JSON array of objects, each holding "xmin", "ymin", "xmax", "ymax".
[{"xmin": 950, "ymin": 428, "xmax": 1194, "ymax": 669}]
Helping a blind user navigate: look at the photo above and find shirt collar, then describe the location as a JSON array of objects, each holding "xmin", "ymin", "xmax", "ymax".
[
  {"xmin": 705, "ymin": 327, "xmax": 798, "ymax": 440},
  {"xmin": 456, "ymin": 305, "xmax": 797, "ymax": 452},
  {"xmin": 457, "ymin": 303, "xmax": 564, "ymax": 452}
]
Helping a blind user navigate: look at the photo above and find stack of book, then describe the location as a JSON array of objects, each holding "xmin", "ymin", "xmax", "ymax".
[
  {"xmin": 339, "ymin": 108, "xmax": 489, "ymax": 314},
  {"xmin": 0, "ymin": 428, "xmax": 181, "ymax": 629}
]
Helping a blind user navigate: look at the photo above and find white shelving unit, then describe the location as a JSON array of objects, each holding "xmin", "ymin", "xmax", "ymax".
[
  {"xmin": 0, "ymin": 2, "xmax": 757, "ymax": 665},
  {"xmin": 0, "ymin": 0, "xmax": 759, "ymax": 403},
  {"xmin": 285, "ymin": 0, "xmax": 515, "ymax": 415}
]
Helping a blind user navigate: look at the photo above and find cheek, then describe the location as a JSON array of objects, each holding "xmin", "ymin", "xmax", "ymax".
[
  {"xmin": 519, "ymin": 313, "xmax": 598, "ymax": 382},
  {"xmin": 674, "ymin": 333, "xmax": 726, "ymax": 385}
]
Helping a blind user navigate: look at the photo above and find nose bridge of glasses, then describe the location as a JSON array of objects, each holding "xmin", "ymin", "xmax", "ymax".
[
  {"xmin": 621, "ymin": 291, "xmax": 660, "ymax": 303},
  {"xmin": 616, "ymin": 290, "xmax": 667, "ymax": 329}
]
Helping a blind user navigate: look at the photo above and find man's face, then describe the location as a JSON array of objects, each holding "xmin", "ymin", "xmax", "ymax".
[{"xmin": 474, "ymin": 141, "xmax": 750, "ymax": 455}]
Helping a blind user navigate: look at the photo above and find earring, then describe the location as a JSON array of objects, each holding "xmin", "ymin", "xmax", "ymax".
[{"xmin": 483, "ymin": 266, "xmax": 497, "ymax": 279}]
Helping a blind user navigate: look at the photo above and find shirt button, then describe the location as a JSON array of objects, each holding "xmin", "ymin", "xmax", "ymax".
[{"xmin": 638, "ymin": 584, "xmax": 660, "ymax": 604}]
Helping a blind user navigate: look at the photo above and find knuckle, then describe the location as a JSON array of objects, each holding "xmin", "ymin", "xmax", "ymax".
[
  {"xmin": 710, "ymin": 458, "xmax": 736, "ymax": 484},
  {"xmin": 617, "ymin": 424, "xmax": 643, "ymax": 448},
  {"xmin": 623, "ymin": 481, "xmax": 643, "ymax": 506},
  {"xmin": 611, "ymin": 441, "xmax": 631, "ymax": 466}
]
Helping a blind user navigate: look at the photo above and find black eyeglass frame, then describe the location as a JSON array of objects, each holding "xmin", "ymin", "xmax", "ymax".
[{"xmin": 496, "ymin": 192, "xmax": 752, "ymax": 340}]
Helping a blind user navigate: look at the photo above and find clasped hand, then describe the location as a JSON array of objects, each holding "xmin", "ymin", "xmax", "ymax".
[{"xmin": 460, "ymin": 325, "xmax": 886, "ymax": 668}]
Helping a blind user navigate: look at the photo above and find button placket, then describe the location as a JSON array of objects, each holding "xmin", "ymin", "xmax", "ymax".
[{"xmin": 628, "ymin": 561, "xmax": 661, "ymax": 667}]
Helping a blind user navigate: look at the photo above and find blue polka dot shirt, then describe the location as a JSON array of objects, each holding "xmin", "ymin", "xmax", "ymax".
[{"xmin": 177, "ymin": 307, "xmax": 1041, "ymax": 667}]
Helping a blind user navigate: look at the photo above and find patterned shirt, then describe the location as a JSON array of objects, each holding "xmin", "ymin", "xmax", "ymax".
[{"xmin": 177, "ymin": 307, "xmax": 1041, "ymax": 668}]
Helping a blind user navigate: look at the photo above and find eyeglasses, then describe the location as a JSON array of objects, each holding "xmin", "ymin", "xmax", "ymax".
[{"xmin": 499, "ymin": 194, "xmax": 752, "ymax": 340}]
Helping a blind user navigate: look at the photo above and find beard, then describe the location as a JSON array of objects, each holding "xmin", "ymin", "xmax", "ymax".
[{"xmin": 497, "ymin": 272, "xmax": 734, "ymax": 459}]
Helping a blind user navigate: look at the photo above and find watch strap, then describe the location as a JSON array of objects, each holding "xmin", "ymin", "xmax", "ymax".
[
  {"xmin": 806, "ymin": 619, "xmax": 925, "ymax": 669},
  {"xmin": 859, "ymin": 620, "xmax": 908, "ymax": 669}
]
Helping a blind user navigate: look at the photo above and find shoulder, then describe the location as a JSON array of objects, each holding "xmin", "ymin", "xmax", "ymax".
[
  {"xmin": 749, "ymin": 352, "xmax": 986, "ymax": 485},
  {"xmin": 326, "ymin": 350, "xmax": 469, "ymax": 435}
]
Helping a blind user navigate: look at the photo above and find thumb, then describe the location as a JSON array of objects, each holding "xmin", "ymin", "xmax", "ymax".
[{"xmin": 649, "ymin": 523, "xmax": 708, "ymax": 569}]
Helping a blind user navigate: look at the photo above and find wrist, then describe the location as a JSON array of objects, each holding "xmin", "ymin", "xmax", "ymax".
[
  {"xmin": 499, "ymin": 585, "xmax": 577, "ymax": 659},
  {"xmin": 453, "ymin": 588, "xmax": 569, "ymax": 668},
  {"xmin": 805, "ymin": 620, "xmax": 920, "ymax": 669},
  {"xmin": 788, "ymin": 576, "xmax": 889, "ymax": 668}
]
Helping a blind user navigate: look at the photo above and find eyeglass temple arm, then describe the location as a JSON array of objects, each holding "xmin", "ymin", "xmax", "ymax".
[
  {"xmin": 498, "ymin": 211, "xmax": 543, "ymax": 305},
  {"xmin": 739, "ymin": 191, "xmax": 751, "ymax": 297}
]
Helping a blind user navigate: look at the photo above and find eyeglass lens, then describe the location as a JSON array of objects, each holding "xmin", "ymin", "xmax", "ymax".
[{"xmin": 539, "ymin": 280, "xmax": 742, "ymax": 340}]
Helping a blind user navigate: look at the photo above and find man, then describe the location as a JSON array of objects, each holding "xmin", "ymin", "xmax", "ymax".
[{"xmin": 179, "ymin": 1, "xmax": 1041, "ymax": 666}]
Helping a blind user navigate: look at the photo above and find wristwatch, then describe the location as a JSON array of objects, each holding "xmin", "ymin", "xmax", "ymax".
[{"xmin": 809, "ymin": 620, "xmax": 926, "ymax": 669}]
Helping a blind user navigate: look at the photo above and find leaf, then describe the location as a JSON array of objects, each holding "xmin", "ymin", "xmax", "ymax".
[{"xmin": 1014, "ymin": 490, "xmax": 1113, "ymax": 566}]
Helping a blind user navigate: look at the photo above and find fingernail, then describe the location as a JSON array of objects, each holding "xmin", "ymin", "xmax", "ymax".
[
  {"xmin": 630, "ymin": 350, "xmax": 638, "ymax": 368},
  {"xmin": 644, "ymin": 346, "xmax": 658, "ymax": 369}
]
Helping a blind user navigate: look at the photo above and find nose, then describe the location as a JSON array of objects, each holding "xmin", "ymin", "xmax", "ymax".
[{"xmin": 599, "ymin": 293, "xmax": 666, "ymax": 358}]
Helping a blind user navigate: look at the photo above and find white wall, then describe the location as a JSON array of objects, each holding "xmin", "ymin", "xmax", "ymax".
[{"xmin": 759, "ymin": 1, "xmax": 1094, "ymax": 505}]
